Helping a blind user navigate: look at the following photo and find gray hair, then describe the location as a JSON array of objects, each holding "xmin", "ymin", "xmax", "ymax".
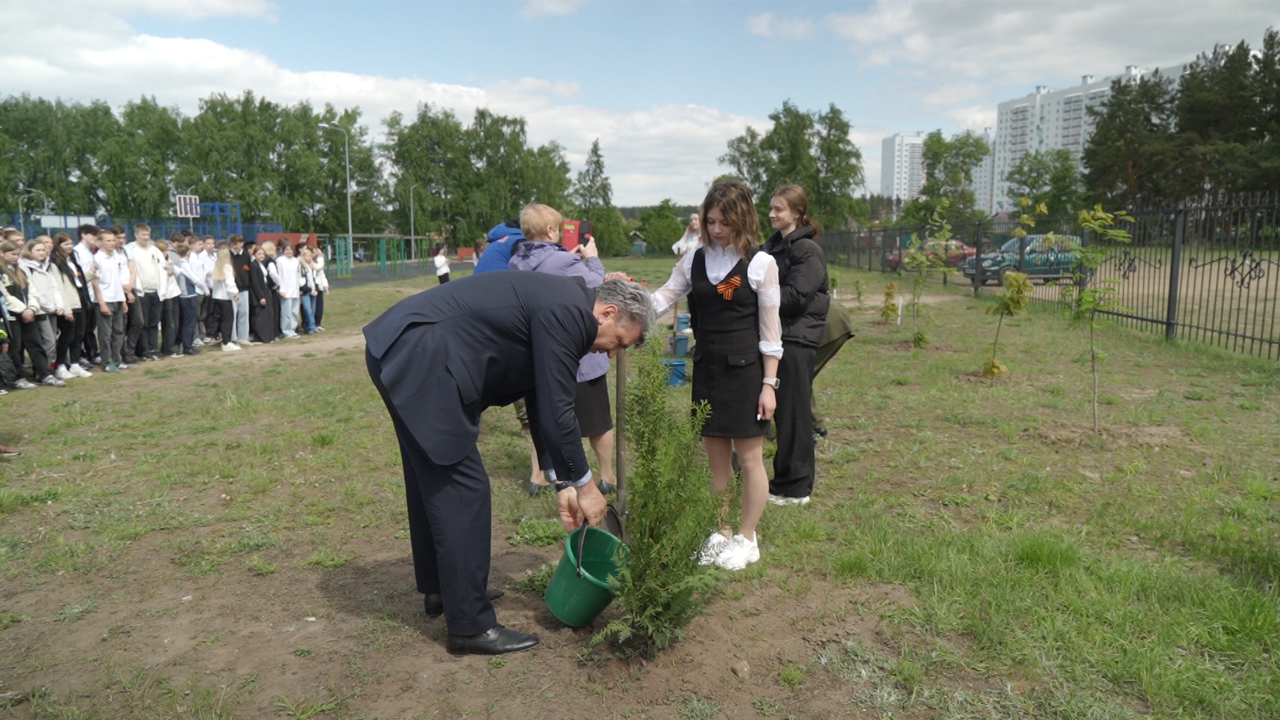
[{"xmin": 596, "ymin": 278, "xmax": 655, "ymax": 334}]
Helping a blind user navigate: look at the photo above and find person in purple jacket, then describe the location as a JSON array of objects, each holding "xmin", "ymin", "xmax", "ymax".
[{"xmin": 508, "ymin": 203, "xmax": 618, "ymax": 497}]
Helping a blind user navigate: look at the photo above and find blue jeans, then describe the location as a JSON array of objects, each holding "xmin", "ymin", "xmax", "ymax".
[
  {"xmin": 234, "ymin": 290, "xmax": 250, "ymax": 343},
  {"xmin": 301, "ymin": 294, "xmax": 317, "ymax": 333},
  {"xmin": 280, "ymin": 296, "xmax": 300, "ymax": 337}
]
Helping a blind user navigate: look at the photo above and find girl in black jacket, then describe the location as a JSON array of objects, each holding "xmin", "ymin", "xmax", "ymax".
[{"xmin": 762, "ymin": 185, "xmax": 831, "ymax": 505}]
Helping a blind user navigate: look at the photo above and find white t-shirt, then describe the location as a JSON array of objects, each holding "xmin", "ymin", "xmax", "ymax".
[
  {"xmin": 125, "ymin": 242, "xmax": 165, "ymax": 293},
  {"xmin": 91, "ymin": 250, "xmax": 129, "ymax": 304},
  {"xmin": 74, "ymin": 243, "xmax": 97, "ymax": 302},
  {"xmin": 434, "ymin": 254, "xmax": 450, "ymax": 276}
]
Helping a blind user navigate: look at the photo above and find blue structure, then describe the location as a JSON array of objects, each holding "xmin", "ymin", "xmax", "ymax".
[{"xmin": 4, "ymin": 204, "xmax": 281, "ymax": 243}]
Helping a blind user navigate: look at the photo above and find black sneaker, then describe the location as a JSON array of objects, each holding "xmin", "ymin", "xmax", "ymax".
[{"xmin": 184, "ymin": 348, "xmax": 200, "ymax": 356}]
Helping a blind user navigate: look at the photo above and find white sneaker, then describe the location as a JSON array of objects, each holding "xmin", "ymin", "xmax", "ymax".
[
  {"xmin": 222, "ymin": 343, "xmax": 241, "ymax": 352},
  {"xmin": 697, "ymin": 532, "xmax": 730, "ymax": 566},
  {"xmin": 69, "ymin": 365, "xmax": 93, "ymax": 378},
  {"xmin": 768, "ymin": 494, "xmax": 811, "ymax": 506},
  {"xmin": 55, "ymin": 365, "xmax": 74, "ymax": 381},
  {"xmin": 42, "ymin": 375, "xmax": 67, "ymax": 388},
  {"xmin": 14, "ymin": 378, "xmax": 37, "ymax": 390},
  {"xmin": 192, "ymin": 338, "xmax": 204, "ymax": 347},
  {"xmin": 714, "ymin": 533, "xmax": 760, "ymax": 571}
]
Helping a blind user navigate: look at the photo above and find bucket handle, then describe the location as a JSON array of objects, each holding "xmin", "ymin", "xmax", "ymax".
[{"xmin": 575, "ymin": 518, "xmax": 589, "ymax": 578}]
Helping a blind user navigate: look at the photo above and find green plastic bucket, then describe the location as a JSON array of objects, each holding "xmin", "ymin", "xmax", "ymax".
[{"xmin": 544, "ymin": 524, "xmax": 629, "ymax": 627}]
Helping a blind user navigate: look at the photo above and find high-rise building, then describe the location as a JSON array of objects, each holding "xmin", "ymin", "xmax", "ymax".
[
  {"xmin": 989, "ymin": 63, "xmax": 1186, "ymax": 214},
  {"xmin": 880, "ymin": 132, "xmax": 925, "ymax": 206},
  {"xmin": 969, "ymin": 127, "xmax": 995, "ymax": 215}
]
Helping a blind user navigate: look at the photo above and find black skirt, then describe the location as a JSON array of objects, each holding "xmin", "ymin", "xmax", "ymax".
[
  {"xmin": 692, "ymin": 341, "xmax": 769, "ymax": 438},
  {"xmin": 574, "ymin": 373, "xmax": 613, "ymax": 438}
]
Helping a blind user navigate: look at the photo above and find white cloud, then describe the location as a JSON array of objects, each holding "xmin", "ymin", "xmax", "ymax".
[
  {"xmin": 49, "ymin": 0, "xmax": 275, "ymax": 21},
  {"xmin": 521, "ymin": 0, "xmax": 590, "ymax": 20},
  {"xmin": 828, "ymin": 0, "xmax": 1280, "ymax": 86},
  {"xmin": 0, "ymin": 1, "xmax": 757, "ymax": 205},
  {"xmin": 746, "ymin": 12, "xmax": 815, "ymax": 40}
]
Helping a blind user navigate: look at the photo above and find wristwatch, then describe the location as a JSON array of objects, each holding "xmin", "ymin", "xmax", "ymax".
[{"xmin": 762, "ymin": 377, "xmax": 780, "ymax": 389}]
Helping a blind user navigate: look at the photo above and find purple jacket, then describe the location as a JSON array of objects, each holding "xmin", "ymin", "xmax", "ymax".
[{"xmin": 509, "ymin": 241, "xmax": 609, "ymax": 382}]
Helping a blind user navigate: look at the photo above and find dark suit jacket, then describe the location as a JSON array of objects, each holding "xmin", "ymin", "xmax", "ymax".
[{"xmin": 364, "ymin": 270, "xmax": 597, "ymax": 483}]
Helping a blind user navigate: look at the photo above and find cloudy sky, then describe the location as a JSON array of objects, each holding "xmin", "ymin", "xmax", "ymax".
[{"xmin": 3, "ymin": 0, "xmax": 1277, "ymax": 205}]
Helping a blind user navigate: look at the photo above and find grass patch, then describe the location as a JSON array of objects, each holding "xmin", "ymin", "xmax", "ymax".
[
  {"xmin": 303, "ymin": 549, "xmax": 350, "ymax": 569},
  {"xmin": 56, "ymin": 599, "xmax": 97, "ymax": 623},
  {"xmin": 508, "ymin": 518, "xmax": 565, "ymax": 547}
]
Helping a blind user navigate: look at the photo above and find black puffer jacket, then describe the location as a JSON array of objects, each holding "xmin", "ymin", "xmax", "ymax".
[{"xmin": 762, "ymin": 225, "xmax": 830, "ymax": 348}]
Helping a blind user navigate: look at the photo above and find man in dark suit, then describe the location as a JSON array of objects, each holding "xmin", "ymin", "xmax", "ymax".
[{"xmin": 364, "ymin": 271, "xmax": 653, "ymax": 655}]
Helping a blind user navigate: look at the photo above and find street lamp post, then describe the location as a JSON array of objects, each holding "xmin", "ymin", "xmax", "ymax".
[
  {"xmin": 17, "ymin": 187, "xmax": 51, "ymax": 238},
  {"xmin": 409, "ymin": 183, "xmax": 418, "ymax": 262},
  {"xmin": 319, "ymin": 122, "xmax": 353, "ymax": 275}
]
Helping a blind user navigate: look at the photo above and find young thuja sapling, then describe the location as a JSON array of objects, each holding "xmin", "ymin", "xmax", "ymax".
[
  {"xmin": 591, "ymin": 343, "xmax": 719, "ymax": 656},
  {"xmin": 1058, "ymin": 204, "xmax": 1133, "ymax": 433}
]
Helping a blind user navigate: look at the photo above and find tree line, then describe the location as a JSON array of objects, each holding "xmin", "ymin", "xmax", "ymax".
[{"xmin": 0, "ymin": 91, "xmax": 640, "ymax": 254}]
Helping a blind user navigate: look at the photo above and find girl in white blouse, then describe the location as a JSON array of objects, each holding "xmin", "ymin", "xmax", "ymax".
[{"xmin": 651, "ymin": 181, "xmax": 782, "ymax": 571}]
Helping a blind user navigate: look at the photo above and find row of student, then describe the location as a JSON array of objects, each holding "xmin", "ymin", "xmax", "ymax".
[{"xmin": 0, "ymin": 225, "xmax": 329, "ymax": 388}]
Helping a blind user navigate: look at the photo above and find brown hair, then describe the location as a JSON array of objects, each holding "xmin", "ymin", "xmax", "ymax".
[
  {"xmin": 700, "ymin": 181, "xmax": 760, "ymax": 259},
  {"xmin": 229, "ymin": 234, "xmax": 244, "ymax": 245},
  {"xmin": 109, "ymin": 225, "xmax": 126, "ymax": 237},
  {"xmin": 0, "ymin": 240, "xmax": 27, "ymax": 288},
  {"xmin": 52, "ymin": 232, "xmax": 74, "ymax": 263},
  {"xmin": 134, "ymin": 223, "xmax": 151, "ymax": 233},
  {"xmin": 771, "ymin": 184, "xmax": 822, "ymax": 238}
]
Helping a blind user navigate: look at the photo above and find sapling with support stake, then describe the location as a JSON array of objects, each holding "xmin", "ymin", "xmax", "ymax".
[{"xmin": 591, "ymin": 343, "xmax": 719, "ymax": 657}]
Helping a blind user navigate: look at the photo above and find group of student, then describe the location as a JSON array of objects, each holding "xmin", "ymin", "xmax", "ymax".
[{"xmin": 0, "ymin": 223, "xmax": 330, "ymax": 390}]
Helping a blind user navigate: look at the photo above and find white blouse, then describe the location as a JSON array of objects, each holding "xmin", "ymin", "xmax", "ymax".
[{"xmin": 651, "ymin": 243, "xmax": 783, "ymax": 359}]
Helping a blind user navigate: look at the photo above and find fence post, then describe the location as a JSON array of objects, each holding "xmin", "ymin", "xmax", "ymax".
[
  {"xmin": 1165, "ymin": 207, "xmax": 1186, "ymax": 342},
  {"xmin": 972, "ymin": 221, "xmax": 984, "ymax": 295}
]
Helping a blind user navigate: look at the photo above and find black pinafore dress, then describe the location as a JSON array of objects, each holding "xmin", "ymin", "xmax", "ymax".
[{"xmin": 689, "ymin": 249, "xmax": 769, "ymax": 438}]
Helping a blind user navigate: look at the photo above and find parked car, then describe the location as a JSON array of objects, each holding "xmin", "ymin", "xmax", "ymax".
[
  {"xmin": 960, "ymin": 234, "xmax": 1083, "ymax": 285},
  {"xmin": 881, "ymin": 239, "xmax": 977, "ymax": 271}
]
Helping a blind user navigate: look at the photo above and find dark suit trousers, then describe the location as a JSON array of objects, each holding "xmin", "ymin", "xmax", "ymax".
[
  {"xmin": 770, "ymin": 344, "xmax": 817, "ymax": 500},
  {"xmin": 367, "ymin": 350, "xmax": 496, "ymax": 637}
]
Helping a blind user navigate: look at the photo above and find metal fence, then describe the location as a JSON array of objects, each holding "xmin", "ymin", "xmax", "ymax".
[
  {"xmin": 822, "ymin": 194, "xmax": 1280, "ymax": 361},
  {"xmin": 3, "ymin": 212, "xmax": 282, "ymax": 245}
]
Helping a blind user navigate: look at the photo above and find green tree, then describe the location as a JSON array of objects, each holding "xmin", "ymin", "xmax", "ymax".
[
  {"xmin": 1082, "ymin": 72, "xmax": 1186, "ymax": 208},
  {"xmin": 636, "ymin": 199, "xmax": 684, "ymax": 251},
  {"xmin": 900, "ymin": 129, "xmax": 989, "ymax": 227},
  {"xmin": 573, "ymin": 139, "xmax": 628, "ymax": 256},
  {"xmin": 1004, "ymin": 149, "xmax": 1082, "ymax": 218},
  {"xmin": 720, "ymin": 101, "xmax": 864, "ymax": 232},
  {"xmin": 1176, "ymin": 39, "xmax": 1261, "ymax": 196}
]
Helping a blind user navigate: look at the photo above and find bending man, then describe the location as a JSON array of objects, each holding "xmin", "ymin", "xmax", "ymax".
[{"xmin": 363, "ymin": 272, "xmax": 652, "ymax": 656}]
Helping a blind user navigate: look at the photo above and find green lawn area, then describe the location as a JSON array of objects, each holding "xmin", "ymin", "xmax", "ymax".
[{"xmin": 1, "ymin": 257, "xmax": 1278, "ymax": 719}]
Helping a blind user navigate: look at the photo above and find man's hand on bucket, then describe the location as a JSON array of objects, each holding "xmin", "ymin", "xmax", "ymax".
[{"xmin": 558, "ymin": 481, "xmax": 607, "ymax": 532}]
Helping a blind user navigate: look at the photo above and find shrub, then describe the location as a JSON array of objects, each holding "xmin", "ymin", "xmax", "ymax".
[{"xmin": 592, "ymin": 343, "xmax": 720, "ymax": 656}]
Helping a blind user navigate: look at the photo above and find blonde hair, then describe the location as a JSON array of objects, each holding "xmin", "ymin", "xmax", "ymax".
[
  {"xmin": 700, "ymin": 181, "xmax": 760, "ymax": 259},
  {"xmin": 213, "ymin": 247, "xmax": 233, "ymax": 282},
  {"xmin": 22, "ymin": 239, "xmax": 46, "ymax": 260},
  {"xmin": 519, "ymin": 203, "xmax": 564, "ymax": 241},
  {"xmin": 260, "ymin": 241, "xmax": 278, "ymax": 260}
]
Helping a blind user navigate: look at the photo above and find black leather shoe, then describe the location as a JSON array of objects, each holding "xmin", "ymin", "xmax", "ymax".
[
  {"xmin": 446, "ymin": 625, "xmax": 539, "ymax": 656},
  {"xmin": 424, "ymin": 587, "xmax": 505, "ymax": 617}
]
